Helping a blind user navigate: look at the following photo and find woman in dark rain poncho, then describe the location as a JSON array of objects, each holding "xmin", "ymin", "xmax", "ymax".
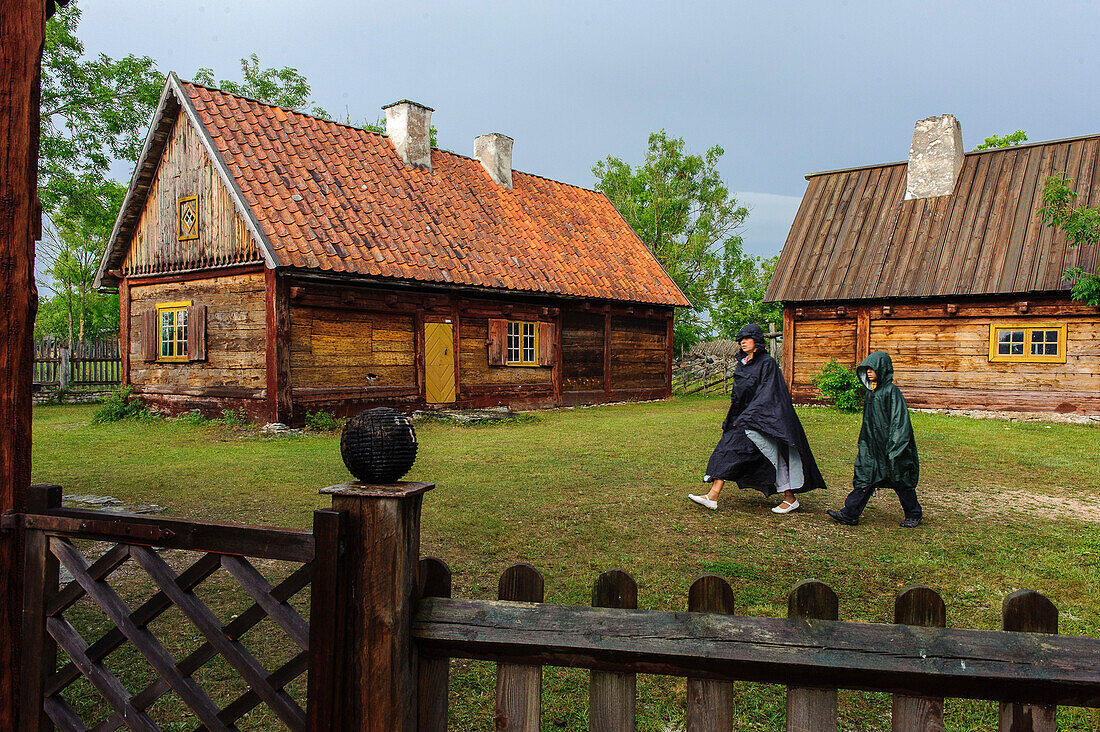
[{"xmin": 689, "ymin": 324, "xmax": 826, "ymax": 513}]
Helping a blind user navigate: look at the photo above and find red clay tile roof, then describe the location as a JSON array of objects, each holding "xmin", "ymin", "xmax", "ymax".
[{"xmin": 179, "ymin": 82, "xmax": 689, "ymax": 306}]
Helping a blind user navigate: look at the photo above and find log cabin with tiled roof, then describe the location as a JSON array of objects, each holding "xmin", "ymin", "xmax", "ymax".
[
  {"xmin": 766, "ymin": 114, "xmax": 1100, "ymax": 415},
  {"xmin": 96, "ymin": 73, "xmax": 690, "ymax": 423}
]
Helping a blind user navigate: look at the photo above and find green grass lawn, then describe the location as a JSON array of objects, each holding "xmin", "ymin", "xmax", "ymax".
[{"xmin": 31, "ymin": 398, "xmax": 1100, "ymax": 731}]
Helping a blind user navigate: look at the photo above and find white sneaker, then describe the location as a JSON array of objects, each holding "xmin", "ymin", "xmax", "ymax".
[
  {"xmin": 771, "ymin": 499, "xmax": 800, "ymax": 514},
  {"xmin": 703, "ymin": 474, "xmax": 712, "ymax": 483},
  {"xmin": 689, "ymin": 493, "xmax": 718, "ymax": 510}
]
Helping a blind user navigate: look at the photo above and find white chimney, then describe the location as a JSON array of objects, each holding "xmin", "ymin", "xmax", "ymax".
[
  {"xmin": 905, "ymin": 114, "xmax": 964, "ymax": 200},
  {"xmin": 382, "ymin": 100, "xmax": 433, "ymax": 171},
  {"xmin": 474, "ymin": 133, "xmax": 514, "ymax": 189}
]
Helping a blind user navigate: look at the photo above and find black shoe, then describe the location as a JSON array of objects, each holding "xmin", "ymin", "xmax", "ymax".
[
  {"xmin": 899, "ymin": 516, "xmax": 922, "ymax": 528},
  {"xmin": 827, "ymin": 509, "xmax": 858, "ymax": 526}
]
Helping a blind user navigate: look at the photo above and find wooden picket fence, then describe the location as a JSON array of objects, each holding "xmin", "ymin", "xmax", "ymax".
[
  {"xmin": 8, "ymin": 482, "xmax": 1100, "ymax": 731},
  {"xmin": 33, "ymin": 338, "xmax": 121, "ymax": 389}
]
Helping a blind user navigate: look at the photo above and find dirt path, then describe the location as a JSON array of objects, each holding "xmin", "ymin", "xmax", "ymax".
[{"xmin": 928, "ymin": 485, "xmax": 1100, "ymax": 523}]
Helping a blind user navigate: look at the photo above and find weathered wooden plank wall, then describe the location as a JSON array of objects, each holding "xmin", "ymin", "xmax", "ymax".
[
  {"xmin": 786, "ymin": 297, "xmax": 1100, "ymax": 413},
  {"xmin": 128, "ymin": 272, "xmax": 267, "ymax": 392},
  {"xmin": 609, "ymin": 316, "xmax": 667, "ymax": 391},
  {"xmin": 291, "ymin": 305, "xmax": 417, "ymax": 389},
  {"xmin": 561, "ymin": 311, "xmax": 605, "ymax": 391},
  {"xmin": 122, "ymin": 113, "xmax": 261, "ymax": 276}
]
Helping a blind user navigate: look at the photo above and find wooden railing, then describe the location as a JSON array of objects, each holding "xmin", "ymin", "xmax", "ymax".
[
  {"xmin": 10, "ymin": 481, "xmax": 1100, "ymax": 731},
  {"xmin": 413, "ymin": 563, "xmax": 1098, "ymax": 730},
  {"xmin": 33, "ymin": 338, "xmax": 121, "ymax": 389},
  {"xmin": 12, "ymin": 485, "xmax": 343, "ymax": 732}
]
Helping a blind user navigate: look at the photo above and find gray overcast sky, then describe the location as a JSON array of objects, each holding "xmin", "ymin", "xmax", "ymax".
[{"xmin": 77, "ymin": 0, "xmax": 1100, "ymax": 259}]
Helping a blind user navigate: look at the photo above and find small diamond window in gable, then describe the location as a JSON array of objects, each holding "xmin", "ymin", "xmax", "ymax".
[{"xmin": 178, "ymin": 195, "xmax": 199, "ymax": 241}]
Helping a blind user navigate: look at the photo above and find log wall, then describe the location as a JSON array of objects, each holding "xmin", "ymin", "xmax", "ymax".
[
  {"xmin": 124, "ymin": 271, "xmax": 675, "ymax": 420},
  {"xmin": 128, "ymin": 272, "xmax": 268, "ymax": 416},
  {"xmin": 290, "ymin": 306, "xmax": 416, "ymax": 389},
  {"xmin": 786, "ymin": 296, "xmax": 1100, "ymax": 414},
  {"xmin": 609, "ymin": 316, "xmax": 668, "ymax": 391},
  {"xmin": 561, "ymin": 312, "xmax": 605, "ymax": 391},
  {"xmin": 122, "ymin": 113, "xmax": 261, "ymax": 276}
]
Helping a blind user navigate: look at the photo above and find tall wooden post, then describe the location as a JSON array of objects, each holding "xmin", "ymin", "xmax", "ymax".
[
  {"xmin": 0, "ymin": 1, "xmax": 46, "ymax": 728},
  {"xmin": 321, "ymin": 481, "xmax": 433, "ymax": 732}
]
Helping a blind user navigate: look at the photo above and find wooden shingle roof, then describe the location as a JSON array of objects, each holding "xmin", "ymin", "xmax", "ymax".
[
  {"xmin": 98, "ymin": 75, "xmax": 690, "ymax": 307},
  {"xmin": 765, "ymin": 135, "xmax": 1100, "ymax": 303}
]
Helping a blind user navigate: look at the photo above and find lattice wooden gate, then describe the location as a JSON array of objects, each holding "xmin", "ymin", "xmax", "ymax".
[{"xmin": 15, "ymin": 485, "xmax": 344, "ymax": 732}]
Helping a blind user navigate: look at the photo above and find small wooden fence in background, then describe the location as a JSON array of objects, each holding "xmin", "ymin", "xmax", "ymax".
[
  {"xmin": 674, "ymin": 326, "xmax": 782, "ymax": 396},
  {"xmin": 33, "ymin": 338, "xmax": 121, "ymax": 391},
  {"xmin": 8, "ymin": 481, "xmax": 1100, "ymax": 731}
]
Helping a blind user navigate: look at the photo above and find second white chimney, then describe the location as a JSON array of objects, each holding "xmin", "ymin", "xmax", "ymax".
[
  {"xmin": 905, "ymin": 114, "xmax": 964, "ymax": 200},
  {"xmin": 383, "ymin": 100, "xmax": 433, "ymax": 171},
  {"xmin": 474, "ymin": 133, "xmax": 514, "ymax": 189}
]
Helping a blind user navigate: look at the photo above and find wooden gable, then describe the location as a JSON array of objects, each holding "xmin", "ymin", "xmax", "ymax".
[{"xmin": 122, "ymin": 112, "xmax": 263, "ymax": 277}]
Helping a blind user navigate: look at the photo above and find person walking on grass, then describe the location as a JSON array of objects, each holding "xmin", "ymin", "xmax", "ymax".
[
  {"xmin": 689, "ymin": 323, "xmax": 826, "ymax": 514},
  {"xmin": 827, "ymin": 350, "xmax": 922, "ymax": 528}
]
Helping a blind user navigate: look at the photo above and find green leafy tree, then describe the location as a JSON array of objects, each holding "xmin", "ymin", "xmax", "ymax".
[
  {"xmin": 37, "ymin": 184, "xmax": 123, "ymax": 345},
  {"xmin": 711, "ymin": 254, "xmax": 783, "ymax": 338},
  {"xmin": 195, "ymin": 55, "xmax": 330, "ymax": 119},
  {"xmin": 1039, "ymin": 174, "xmax": 1100, "ymax": 306},
  {"xmin": 37, "ymin": 0, "xmax": 159, "ymax": 343},
  {"xmin": 592, "ymin": 131, "xmax": 749, "ymax": 351},
  {"xmin": 40, "ymin": 1, "xmax": 162, "ymax": 219},
  {"xmin": 973, "ymin": 130, "xmax": 1028, "ymax": 151}
]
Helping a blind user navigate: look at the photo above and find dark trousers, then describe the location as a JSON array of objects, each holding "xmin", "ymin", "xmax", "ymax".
[{"xmin": 841, "ymin": 483, "xmax": 922, "ymax": 520}]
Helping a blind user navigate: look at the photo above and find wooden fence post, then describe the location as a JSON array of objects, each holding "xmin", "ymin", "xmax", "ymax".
[
  {"xmin": 686, "ymin": 574, "xmax": 735, "ymax": 732},
  {"xmin": 892, "ymin": 586, "xmax": 945, "ymax": 731},
  {"xmin": 787, "ymin": 580, "xmax": 838, "ymax": 732},
  {"xmin": 999, "ymin": 590, "xmax": 1057, "ymax": 732},
  {"xmin": 589, "ymin": 569, "xmax": 637, "ymax": 732},
  {"xmin": 19, "ymin": 485, "xmax": 61, "ymax": 732},
  {"xmin": 306, "ymin": 509, "xmax": 347, "ymax": 732},
  {"xmin": 495, "ymin": 563, "xmax": 544, "ymax": 732},
  {"xmin": 417, "ymin": 557, "xmax": 452, "ymax": 732},
  {"xmin": 320, "ymin": 481, "xmax": 434, "ymax": 732},
  {"xmin": 58, "ymin": 348, "xmax": 69, "ymax": 391}
]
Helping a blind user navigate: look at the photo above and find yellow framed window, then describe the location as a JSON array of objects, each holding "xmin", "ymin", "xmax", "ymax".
[
  {"xmin": 506, "ymin": 320, "xmax": 539, "ymax": 365},
  {"xmin": 178, "ymin": 195, "xmax": 199, "ymax": 241},
  {"xmin": 988, "ymin": 322, "xmax": 1067, "ymax": 364},
  {"xmin": 156, "ymin": 301, "xmax": 192, "ymax": 362}
]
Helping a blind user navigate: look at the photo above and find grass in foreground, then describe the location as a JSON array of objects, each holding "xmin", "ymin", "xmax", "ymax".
[{"xmin": 32, "ymin": 399, "xmax": 1100, "ymax": 731}]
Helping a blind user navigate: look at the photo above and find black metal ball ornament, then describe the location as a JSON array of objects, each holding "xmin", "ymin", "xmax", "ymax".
[{"xmin": 340, "ymin": 407, "xmax": 418, "ymax": 483}]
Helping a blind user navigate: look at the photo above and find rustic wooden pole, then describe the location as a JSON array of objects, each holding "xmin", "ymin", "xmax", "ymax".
[
  {"xmin": 19, "ymin": 485, "xmax": 61, "ymax": 732},
  {"xmin": 306, "ymin": 509, "xmax": 347, "ymax": 732},
  {"xmin": 786, "ymin": 579, "xmax": 838, "ymax": 732},
  {"xmin": 999, "ymin": 590, "xmax": 1057, "ymax": 732},
  {"xmin": 321, "ymin": 481, "xmax": 434, "ymax": 732},
  {"xmin": 58, "ymin": 348, "xmax": 69, "ymax": 391},
  {"xmin": 686, "ymin": 574, "xmax": 735, "ymax": 732},
  {"xmin": 417, "ymin": 557, "xmax": 452, "ymax": 732},
  {"xmin": 1, "ymin": 2, "xmax": 45, "ymax": 728},
  {"xmin": 589, "ymin": 569, "xmax": 637, "ymax": 732},
  {"xmin": 495, "ymin": 563, "xmax": 544, "ymax": 732},
  {"xmin": 892, "ymin": 586, "xmax": 945, "ymax": 732}
]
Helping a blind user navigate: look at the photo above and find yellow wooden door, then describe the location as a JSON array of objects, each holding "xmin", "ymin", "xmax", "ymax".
[{"xmin": 424, "ymin": 322, "xmax": 456, "ymax": 404}]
